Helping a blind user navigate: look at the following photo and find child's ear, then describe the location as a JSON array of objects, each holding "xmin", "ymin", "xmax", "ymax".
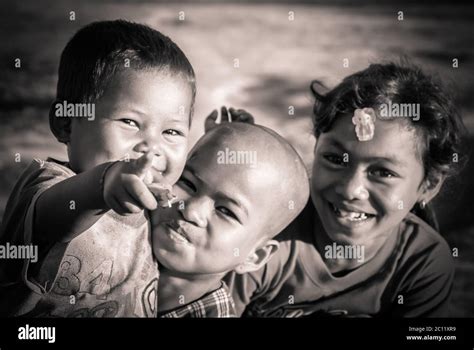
[
  {"xmin": 234, "ymin": 240, "xmax": 280, "ymax": 274},
  {"xmin": 419, "ymin": 174, "xmax": 445, "ymax": 205},
  {"xmin": 49, "ymin": 99, "xmax": 72, "ymax": 144}
]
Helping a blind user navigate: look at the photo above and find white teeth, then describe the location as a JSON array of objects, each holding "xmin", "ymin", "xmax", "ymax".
[
  {"xmin": 348, "ymin": 212, "xmax": 366, "ymax": 219},
  {"xmin": 345, "ymin": 212, "xmax": 365, "ymax": 221},
  {"xmin": 348, "ymin": 212, "xmax": 367, "ymax": 221},
  {"xmin": 333, "ymin": 204, "xmax": 369, "ymax": 221}
]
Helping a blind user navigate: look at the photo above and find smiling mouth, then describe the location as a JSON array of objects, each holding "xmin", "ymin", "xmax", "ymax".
[
  {"xmin": 166, "ymin": 222, "xmax": 192, "ymax": 245},
  {"xmin": 329, "ymin": 202, "xmax": 376, "ymax": 222}
]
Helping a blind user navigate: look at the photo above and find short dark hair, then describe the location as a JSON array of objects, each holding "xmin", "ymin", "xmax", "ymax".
[
  {"xmin": 56, "ymin": 20, "xmax": 196, "ymax": 113},
  {"xmin": 310, "ymin": 61, "xmax": 467, "ymax": 184}
]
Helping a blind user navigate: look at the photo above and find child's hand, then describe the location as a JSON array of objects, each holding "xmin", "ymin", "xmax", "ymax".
[
  {"xmin": 103, "ymin": 152, "xmax": 158, "ymax": 215},
  {"xmin": 148, "ymin": 182, "xmax": 178, "ymax": 208},
  {"xmin": 204, "ymin": 106, "xmax": 255, "ymax": 132}
]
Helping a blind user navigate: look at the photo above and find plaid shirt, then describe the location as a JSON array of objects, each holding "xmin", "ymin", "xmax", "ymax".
[{"xmin": 160, "ymin": 282, "xmax": 236, "ymax": 318}]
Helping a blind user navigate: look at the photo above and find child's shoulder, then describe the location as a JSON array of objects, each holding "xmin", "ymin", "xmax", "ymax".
[
  {"xmin": 29, "ymin": 157, "xmax": 75, "ymax": 177},
  {"xmin": 399, "ymin": 212, "xmax": 454, "ymax": 269},
  {"xmin": 403, "ymin": 212, "xmax": 451, "ymax": 250},
  {"xmin": 14, "ymin": 158, "xmax": 75, "ymax": 190},
  {"xmin": 2, "ymin": 158, "xmax": 75, "ymax": 229}
]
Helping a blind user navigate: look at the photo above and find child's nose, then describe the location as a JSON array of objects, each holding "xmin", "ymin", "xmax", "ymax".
[
  {"xmin": 335, "ymin": 171, "xmax": 369, "ymax": 201},
  {"xmin": 134, "ymin": 140, "xmax": 164, "ymax": 157},
  {"xmin": 179, "ymin": 197, "xmax": 209, "ymax": 228}
]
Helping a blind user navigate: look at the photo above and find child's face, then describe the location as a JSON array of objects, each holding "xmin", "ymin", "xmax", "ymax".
[
  {"xmin": 151, "ymin": 140, "xmax": 278, "ymax": 275},
  {"xmin": 312, "ymin": 114, "xmax": 426, "ymax": 246},
  {"xmin": 67, "ymin": 69, "xmax": 192, "ymax": 185}
]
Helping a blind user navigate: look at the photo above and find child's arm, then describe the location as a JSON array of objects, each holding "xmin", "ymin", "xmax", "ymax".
[{"xmin": 34, "ymin": 153, "xmax": 158, "ymax": 246}]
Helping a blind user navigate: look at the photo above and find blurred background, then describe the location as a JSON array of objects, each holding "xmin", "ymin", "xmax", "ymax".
[{"xmin": 0, "ymin": 0, "xmax": 473, "ymax": 316}]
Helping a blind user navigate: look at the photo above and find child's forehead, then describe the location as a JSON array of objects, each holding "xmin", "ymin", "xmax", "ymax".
[
  {"xmin": 322, "ymin": 114, "xmax": 420, "ymax": 164},
  {"xmin": 187, "ymin": 125, "xmax": 303, "ymax": 208},
  {"xmin": 108, "ymin": 69, "xmax": 191, "ymax": 94},
  {"xmin": 187, "ymin": 146, "xmax": 281, "ymax": 198},
  {"xmin": 97, "ymin": 69, "xmax": 192, "ymax": 117},
  {"xmin": 188, "ymin": 149, "xmax": 274, "ymax": 183},
  {"xmin": 115, "ymin": 68, "xmax": 182, "ymax": 81}
]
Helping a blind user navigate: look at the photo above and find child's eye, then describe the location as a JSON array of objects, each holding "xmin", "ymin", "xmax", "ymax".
[
  {"xmin": 178, "ymin": 177, "xmax": 196, "ymax": 192},
  {"xmin": 120, "ymin": 119, "xmax": 139, "ymax": 128},
  {"xmin": 369, "ymin": 168, "xmax": 397, "ymax": 178},
  {"xmin": 163, "ymin": 129, "xmax": 183, "ymax": 136},
  {"xmin": 216, "ymin": 206, "xmax": 239, "ymax": 222},
  {"xmin": 323, "ymin": 154, "xmax": 347, "ymax": 167}
]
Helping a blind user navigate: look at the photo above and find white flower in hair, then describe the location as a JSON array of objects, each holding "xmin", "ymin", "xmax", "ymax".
[{"xmin": 352, "ymin": 108, "xmax": 376, "ymax": 141}]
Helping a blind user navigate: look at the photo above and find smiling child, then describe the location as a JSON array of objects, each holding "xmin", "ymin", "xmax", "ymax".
[
  {"xmin": 151, "ymin": 122, "xmax": 310, "ymax": 317},
  {"xmin": 0, "ymin": 20, "xmax": 195, "ymax": 317},
  {"xmin": 225, "ymin": 62, "xmax": 467, "ymax": 317}
]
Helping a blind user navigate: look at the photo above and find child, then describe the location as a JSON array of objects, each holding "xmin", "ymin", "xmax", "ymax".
[
  {"xmin": 0, "ymin": 20, "xmax": 195, "ymax": 317},
  {"xmin": 224, "ymin": 62, "xmax": 467, "ymax": 317},
  {"xmin": 150, "ymin": 122, "xmax": 310, "ymax": 317}
]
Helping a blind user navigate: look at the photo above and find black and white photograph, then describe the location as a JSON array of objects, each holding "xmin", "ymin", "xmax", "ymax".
[{"xmin": 0, "ymin": 0, "xmax": 473, "ymax": 347}]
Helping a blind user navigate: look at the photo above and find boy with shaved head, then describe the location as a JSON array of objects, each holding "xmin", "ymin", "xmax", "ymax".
[{"xmin": 151, "ymin": 122, "xmax": 310, "ymax": 317}]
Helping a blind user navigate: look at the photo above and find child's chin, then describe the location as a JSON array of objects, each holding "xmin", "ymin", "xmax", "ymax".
[{"xmin": 155, "ymin": 249, "xmax": 189, "ymax": 271}]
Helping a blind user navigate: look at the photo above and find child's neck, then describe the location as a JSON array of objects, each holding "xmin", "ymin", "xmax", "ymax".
[
  {"xmin": 157, "ymin": 267, "xmax": 225, "ymax": 314},
  {"xmin": 313, "ymin": 215, "xmax": 391, "ymax": 275}
]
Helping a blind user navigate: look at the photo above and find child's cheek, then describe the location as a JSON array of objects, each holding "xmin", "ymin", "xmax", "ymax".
[
  {"xmin": 311, "ymin": 162, "xmax": 332, "ymax": 192},
  {"xmin": 381, "ymin": 189, "xmax": 412, "ymax": 216},
  {"xmin": 164, "ymin": 142, "xmax": 188, "ymax": 185}
]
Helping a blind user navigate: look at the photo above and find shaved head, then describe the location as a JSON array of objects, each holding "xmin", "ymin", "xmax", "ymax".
[{"xmin": 189, "ymin": 122, "xmax": 310, "ymax": 239}]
